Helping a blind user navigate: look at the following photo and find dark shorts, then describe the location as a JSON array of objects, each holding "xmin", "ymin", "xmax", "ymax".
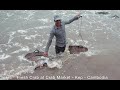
[{"xmin": 55, "ymin": 45, "xmax": 66, "ymax": 54}]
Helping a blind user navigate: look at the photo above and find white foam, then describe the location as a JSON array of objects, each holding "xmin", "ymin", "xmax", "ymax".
[
  {"xmin": 17, "ymin": 30, "xmax": 27, "ymax": 34},
  {"xmin": 69, "ymin": 39, "xmax": 88, "ymax": 46},
  {"xmin": 24, "ymin": 34, "xmax": 38, "ymax": 40},
  {"xmin": 20, "ymin": 46, "xmax": 30, "ymax": 51},
  {"xmin": 13, "ymin": 42, "xmax": 22, "ymax": 47},
  {"xmin": 70, "ymin": 39, "xmax": 74, "ymax": 43},
  {"xmin": 84, "ymin": 50, "xmax": 101, "ymax": 57},
  {"xmin": 18, "ymin": 55, "xmax": 28, "ymax": 61},
  {"xmin": 19, "ymin": 11, "xmax": 35, "ymax": 20},
  {"xmin": 6, "ymin": 13, "xmax": 14, "ymax": 17},
  {"xmin": 9, "ymin": 31, "xmax": 16, "ymax": 36},
  {"xmin": 0, "ymin": 54, "xmax": 11, "ymax": 60},
  {"xmin": 25, "ymin": 36, "xmax": 31, "ymax": 40},
  {"xmin": 38, "ymin": 19, "xmax": 49, "ymax": 23},
  {"xmin": 47, "ymin": 60, "xmax": 63, "ymax": 69},
  {"xmin": 91, "ymin": 47, "xmax": 94, "ymax": 49},
  {"xmin": 104, "ymin": 32, "xmax": 106, "ymax": 34},
  {"xmin": 34, "ymin": 26, "xmax": 50, "ymax": 29},
  {"xmin": 75, "ymin": 30, "xmax": 79, "ymax": 35},
  {"xmin": 7, "ymin": 31, "xmax": 16, "ymax": 44},
  {"xmin": 33, "ymin": 43, "xmax": 43, "ymax": 48},
  {"xmin": 33, "ymin": 56, "xmax": 63, "ymax": 69},
  {"xmin": 43, "ymin": 46, "xmax": 46, "ymax": 49},
  {"xmin": 12, "ymin": 46, "xmax": 30, "ymax": 54},
  {"xmin": 30, "ymin": 35, "xmax": 38, "ymax": 38}
]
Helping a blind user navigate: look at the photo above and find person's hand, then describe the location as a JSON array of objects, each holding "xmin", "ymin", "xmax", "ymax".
[{"xmin": 43, "ymin": 52, "xmax": 48, "ymax": 57}]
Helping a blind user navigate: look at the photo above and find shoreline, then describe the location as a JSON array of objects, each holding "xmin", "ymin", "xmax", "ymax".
[{"xmin": 10, "ymin": 51, "xmax": 120, "ymax": 80}]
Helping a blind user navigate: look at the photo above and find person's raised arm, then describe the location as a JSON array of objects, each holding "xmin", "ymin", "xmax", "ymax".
[{"xmin": 64, "ymin": 13, "xmax": 81, "ymax": 25}]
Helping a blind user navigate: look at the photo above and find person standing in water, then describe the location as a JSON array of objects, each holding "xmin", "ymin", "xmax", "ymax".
[{"xmin": 44, "ymin": 13, "xmax": 81, "ymax": 57}]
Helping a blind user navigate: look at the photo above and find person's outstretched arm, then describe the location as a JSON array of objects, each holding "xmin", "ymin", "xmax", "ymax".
[{"xmin": 64, "ymin": 14, "xmax": 81, "ymax": 25}]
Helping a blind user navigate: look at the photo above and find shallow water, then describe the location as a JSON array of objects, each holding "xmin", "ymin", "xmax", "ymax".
[{"xmin": 0, "ymin": 10, "xmax": 120, "ymax": 80}]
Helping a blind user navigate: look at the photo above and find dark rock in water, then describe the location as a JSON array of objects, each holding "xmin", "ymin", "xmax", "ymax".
[
  {"xmin": 96, "ymin": 12, "xmax": 109, "ymax": 15},
  {"xmin": 111, "ymin": 15, "xmax": 119, "ymax": 19}
]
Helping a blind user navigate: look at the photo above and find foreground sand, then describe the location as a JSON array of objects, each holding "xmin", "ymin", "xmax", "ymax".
[{"xmin": 11, "ymin": 50, "xmax": 120, "ymax": 80}]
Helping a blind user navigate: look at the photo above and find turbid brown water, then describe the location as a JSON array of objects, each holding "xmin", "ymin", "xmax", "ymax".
[
  {"xmin": 11, "ymin": 49, "xmax": 120, "ymax": 80},
  {"xmin": 1, "ymin": 10, "xmax": 120, "ymax": 80}
]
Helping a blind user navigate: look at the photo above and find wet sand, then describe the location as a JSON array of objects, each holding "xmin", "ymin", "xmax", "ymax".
[{"xmin": 11, "ymin": 49, "xmax": 120, "ymax": 80}]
